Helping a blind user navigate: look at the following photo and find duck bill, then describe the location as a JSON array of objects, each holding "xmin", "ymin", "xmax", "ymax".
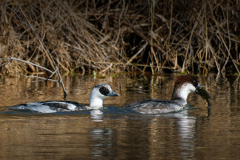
[
  {"xmin": 195, "ymin": 86, "xmax": 211, "ymax": 106},
  {"xmin": 107, "ymin": 91, "xmax": 119, "ymax": 97},
  {"xmin": 197, "ymin": 83, "xmax": 205, "ymax": 88},
  {"xmin": 195, "ymin": 83, "xmax": 205, "ymax": 94},
  {"xmin": 195, "ymin": 85, "xmax": 205, "ymax": 95}
]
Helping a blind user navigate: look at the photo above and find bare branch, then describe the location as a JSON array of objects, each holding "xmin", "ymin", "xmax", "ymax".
[
  {"xmin": 0, "ymin": 2, "xmax": 67, "ymax": 96},
  {"xmin": 16, "ymin": 73, "xmax": 59, "ymax": 83}
]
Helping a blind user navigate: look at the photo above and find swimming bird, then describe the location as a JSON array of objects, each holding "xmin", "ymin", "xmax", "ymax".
[
  {"xmin": 9, "ymin": 83, "xmax": 119, "ymax": 113},
  {"xmin": 123, "ymin": 74, "xmax": 209, "ymax": 114}
]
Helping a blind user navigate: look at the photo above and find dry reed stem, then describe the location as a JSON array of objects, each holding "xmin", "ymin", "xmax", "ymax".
[
  {"xmin": 0, "ymin": 0, "xmax": 239, "ymax": 75},
  {"xmin": 0, "ymin": 2, "xmax": 67, "ymax": 96}
]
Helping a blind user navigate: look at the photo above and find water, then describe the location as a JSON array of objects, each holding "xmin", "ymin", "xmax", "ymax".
[{"xmin": 0, "ymin": 74, "xmax": 240, "ymax": 160}]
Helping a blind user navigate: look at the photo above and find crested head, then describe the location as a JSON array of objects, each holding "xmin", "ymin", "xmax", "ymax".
[
  {"xmin": 171, "ymin": 74, "xmax": 199, "ymax": 104},
  {"xmin": 174, "ymin": 74, "xmax": 198, "ymax": 88}
]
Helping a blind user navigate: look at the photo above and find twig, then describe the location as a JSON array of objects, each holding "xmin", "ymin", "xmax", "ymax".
[
  {"xmin": 181, "ymin": 10, "xmax": 201, "ymax": 73},
  {"xmin": 16, "ymin": 73, "xmax": 59, "ymax": 83},
  {"xmin": 0, "ymin": 2, "xmax": 67, "ymax": 96},
  {"xmin": 0, "ymin": 58, "xmax": 12, "ymax": 68},
  {"xmin": 124, "ymin": 42, "xmax": 148, "ymax": 67},
  {"xmin": 99, "ymin": 63, "xmax": 113, "ymax": 75},
  {"xmin": 9, "ymin": 57, "xmax": 54, "ymax": 74},
  {"xmin": 221, "ymin": 1, "xmax": 230, "ymax": 74},
  {"xmin": 207, "ymin": 0, "xmax": 239, "ymax": 74},
  {"xmin": 115, "ymin": 0, "xmax": 125, "ymax": 45}
]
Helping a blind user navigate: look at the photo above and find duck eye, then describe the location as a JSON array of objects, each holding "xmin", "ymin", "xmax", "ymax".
[
  {"xmin": 99, "ymin": 87, "xmax": 109, "ymax": 96},
  {"xmin": 193, "ymin": 80, "xmax": 198, "ymax": 87}
]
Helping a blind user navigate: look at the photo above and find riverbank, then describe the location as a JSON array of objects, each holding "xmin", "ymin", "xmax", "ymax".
[{"xmin": 0, "ymin": 0, "xmax": 239, "ymax": 75}]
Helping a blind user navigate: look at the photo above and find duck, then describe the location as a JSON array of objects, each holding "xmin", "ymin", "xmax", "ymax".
[
  {"xmin": 8, "ymin": 83, "xmax": 119, "ymax": 113},
  {"xmin": 123, "ymin": 74, "xmax": 210, "ymax": 114}
]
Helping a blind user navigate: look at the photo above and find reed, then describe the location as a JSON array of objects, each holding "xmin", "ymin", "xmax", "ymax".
[{"xmin": 0, "ymin": 0, "xmax": 239, "ymax": 75}]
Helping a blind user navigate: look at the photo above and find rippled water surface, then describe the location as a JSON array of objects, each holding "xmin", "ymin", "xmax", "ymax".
[{"xmin": 0, "ymin": 74, "xmax": 240, "ymax": 160}]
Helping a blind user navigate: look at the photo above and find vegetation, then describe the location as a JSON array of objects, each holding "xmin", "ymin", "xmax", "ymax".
[{"xmin": 0, "ymin": 0, "xmax": 240, "ymax": 75}]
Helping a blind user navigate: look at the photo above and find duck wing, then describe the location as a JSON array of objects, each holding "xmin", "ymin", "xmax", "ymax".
[{"xmin": 123, "ymin": 99, "xmax": 184, "ymax": 114}]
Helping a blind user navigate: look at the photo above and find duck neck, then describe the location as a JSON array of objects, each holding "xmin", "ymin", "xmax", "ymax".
[
  {"xmin": 171, "ymin": 84, "xmax": 188, "ymax": 105},
  {"xmin": 89, "ymin": 94, "xmax": 104, "ymax": 110}
]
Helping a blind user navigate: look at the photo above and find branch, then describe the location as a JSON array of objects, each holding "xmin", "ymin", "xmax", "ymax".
[
  {"xmin": 0, "ymin": 2, "xmax": 67, "ymax": 96},
  {"xmin": 9, "ymin": 57, "xmax": 54, "ymax": 74},
  {"xmin": 16, "ymin": 73, "xmax": 59, "ymax": 83}
]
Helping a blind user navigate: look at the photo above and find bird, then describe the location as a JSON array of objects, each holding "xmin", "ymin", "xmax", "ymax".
[
  {"xmin": 9, "ymin": 83, "xmax": 119, "ymax": 113},
  {"xmin": 123, "ymin": 74, "xmax": 210, "ymax": 114}
]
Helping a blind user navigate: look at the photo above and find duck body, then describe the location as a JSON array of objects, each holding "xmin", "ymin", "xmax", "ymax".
[
  {"xmin": 124, "ymin": 99, "xmax": 186, "ymax": 114},
  {"xmin": 123, "ymin": 74, "xmax": 209, "ymax": 114},
  {"xmin": 9, "ymin": 101, "xmax": 88, "ymax": 113},
  {"xmin": 9, "ymin": 83, "xmax": 119, "ymax": 113}
]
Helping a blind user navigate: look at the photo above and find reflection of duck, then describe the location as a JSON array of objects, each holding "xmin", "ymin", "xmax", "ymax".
[
  {"xmin": 123, "ymin": 74, "xmax": 210, "ymax": 114},
  {"xmin": 9, "ymin": 84, "xmax": 119, "ymax": 113}
]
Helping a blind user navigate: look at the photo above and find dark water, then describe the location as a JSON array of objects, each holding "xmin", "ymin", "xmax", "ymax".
[{"xmin": 0, "ymin": 74, "xmax": 240, "ymax": 160}]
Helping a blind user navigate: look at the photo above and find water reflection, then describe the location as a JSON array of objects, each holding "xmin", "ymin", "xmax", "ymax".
[
  {"xmin": 1, "ymin": 74, "xmax": 240, "ymax": 159},
  {"xmin": 90, "ymin": 110, "xmax": 103, "ymax": 122},
  {"xmin": 178, "ymin": 112, "xmax": 196, "ymax": 159},
  {"xmin": 90, "ymin": 104, "xmax": 209, "ymax": 159},
  {"xmin": 91, "ymin": 127, "xmax": 117, "ymax": 159}
]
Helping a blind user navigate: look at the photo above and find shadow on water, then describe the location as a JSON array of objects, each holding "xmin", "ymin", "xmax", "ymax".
[{"xmin": 0, "ymin": 74, "xmax": 240, "ymax": 160}]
